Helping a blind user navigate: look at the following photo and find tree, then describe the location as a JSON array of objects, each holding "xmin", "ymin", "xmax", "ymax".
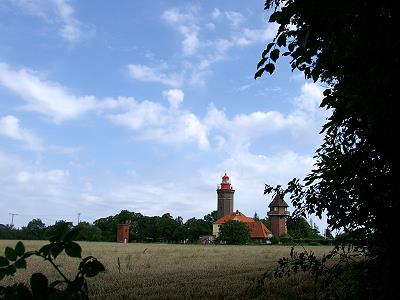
[
  {"xmin": 203, "ymin": 210, "xmax": 218, "ymax": 223},
  {"xmin": 324, "ymin": 228, "xmax": 334, "ymax": 240},
  {"xmin": 157, "ymin": 213, "xmax": 179, "ymax": 242},
  {"xmin": 287, "ymin": 216, "xmax": 320, "ymax": 239},
  {"xmin": 184, "ymin": 218, "xmax": 211, "ymax": 243},
  {"xmin": 253, "ymin": 212, "xmax": 260, "ymax": 221},
  {"xmin": 26, "ymin": 219, "xmax": 46, "ymax": 240},
  {"xmin": 76, "ymin": 222, "xmax": 102, "ymax": 241},
  {"xmin": 256, "ymin": 0, "xmax": 398, "ymax": 297},
  {"xmin": 218, "ymin": 221, "xmax": 251, "ymax": 245}
]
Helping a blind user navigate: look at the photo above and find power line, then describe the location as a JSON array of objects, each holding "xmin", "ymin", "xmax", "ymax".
[{"xmin": 8, "ymin": 213, "xmax": 18, "ymax": 227}]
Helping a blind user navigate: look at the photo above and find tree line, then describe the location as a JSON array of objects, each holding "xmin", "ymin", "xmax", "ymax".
[{"xmin": 0, "ymin": 209, "xmax": 329, "ymax": 244}]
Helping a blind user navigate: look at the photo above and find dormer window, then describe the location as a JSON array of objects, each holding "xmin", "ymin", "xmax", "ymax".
[{"xmin": 274, "ymin": 207, "xmax": 278, "ymax": 211}]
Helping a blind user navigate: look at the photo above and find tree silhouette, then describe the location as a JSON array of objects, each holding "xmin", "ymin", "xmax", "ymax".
[{"xmin": 256, "ymin": 0, "xmax": 398, "ymax": 298}]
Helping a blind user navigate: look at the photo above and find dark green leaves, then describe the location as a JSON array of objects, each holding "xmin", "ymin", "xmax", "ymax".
[
  {"xmin": 14, "ymin": 259, "xmax": 26, "ymax": 269},
  {"xmin": 277, "ymin": 34, "xmax": 286, "ymax": 47},
  {"xmin": 15, "ymin": 242, "xmax": 25, "ymax": 257},
  {"xmin": 50, "ymin": 243, "xmax": 64, "ymax": 259},
  {"xmin": 79, "ymin": 257, "xmax": 105, "ymax": 277},
  {"xmin": 254, "ymin": 68, "xmax": 265, "ymax": 79},
  {"xmin": 264, "ymin": 63, "xmax": 275, "ymax": 74},
  {"xmin": 262, "ymin": 42, "xmax": 275, "ymax": 57},
  {"xmin": 270, "ymin": 49, "xmax": 280, "ymax": 62},
  {"xmin": 269, "ymin": 11, "xmax": 282, "ymax": 23},
  {"xmin": 30, "ymin": 273, "xmax": 48, "ymax": 299},
  {"xmin": 0, "ymin": 257, "xmax": 8, "ymax": 267},
  {"xmin": 65, "ymin": 242, "xmax": 82, "ymax": 258},
  {"xmin": 4, "ymin": 247, "xmax": 17, "ymax": 262},
  {"xmin": 1, "ymin": 228, "xmax": 105, "ymax": 299}
]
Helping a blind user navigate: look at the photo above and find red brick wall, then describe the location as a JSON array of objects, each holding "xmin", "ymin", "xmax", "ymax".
[{"xmin": 117, "ymin": 224, "xmax": 130, "ymax": 243}]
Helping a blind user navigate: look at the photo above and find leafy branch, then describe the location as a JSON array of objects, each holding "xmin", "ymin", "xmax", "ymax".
[{"xmin": 0, "ymin": 226, "xmax": 105, "ymax": 299}]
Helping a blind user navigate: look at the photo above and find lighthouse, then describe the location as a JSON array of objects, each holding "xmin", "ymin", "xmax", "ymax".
[{"xmin": 216, "ymin": 173, "xmax": 235, "ymax": 219}]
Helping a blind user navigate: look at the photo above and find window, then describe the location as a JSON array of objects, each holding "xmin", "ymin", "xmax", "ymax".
[{"xmin": 274, "ymin": 207, "xmax": 278, "ymax": 211}]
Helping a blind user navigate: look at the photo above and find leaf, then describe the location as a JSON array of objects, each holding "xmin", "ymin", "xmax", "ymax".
[
  {"xmin": 49, "ymin": 279, "xmax": 65, "ymax": 288},
  {"xmin": 0, "ymin": 256, "xmax": 9, "ymax": 267},
  {"xmin": 269, "ymin": 11, "xmax": 282, "ymax": 23},
  {"xmin": 15, "ymin": 258, "xmax": 27, "ymax": 269},
  {"xmin": 323, "ymin": 89, "xmax": 332, "ymax": 96},
  {"xmin": 0, "ymin": 268, "xmax": 5, "ymax": 280},
  {"xmin": 5, "ymin": 247, "xmax": 17, "ymax": 261},
  {"xmin": 254, "ymin": 68, "xmax": 265, "ymax": 79},
  {"xmin": 262, "ymin": 42, "xmax": 275, "ymax": 57},
  {"xmin": 257, "ymin": 57, "xmax": 268, "ymax": 69},
  {"xmin": 81, "ymin": 258, "xmax": 105, "ymax": 277},
  {"xmin": 270, "ymin": 49, "xmax": 280, "ymax": 62},
  {"xmin": 15, "ymin": 241, "xmax": 25, "ymax": 256},
  {"xmin": 69, "ymin": 276, "xmax": 84, "ymax": 291},
  {"xmin": 5, "ymin": 264, "xmax": 16, "ymax": 276},
  {"xmin": 50, "ymin": 243, "xmax": 65, "ymax": 259},
  {"xmin": 39, "ymin": 244, "xmax": 52, "ymax": 257},
  {"xmin": 264, "ymin": 63, "xmax": 276, "ymax": 74},
  {"xmin": 30, "ymin": 273, "xmax": 49, "ymax": 299},
  {"xmin": 65, "ymin": 242, "xmax": 82, "ymax": 258},
  {"xmin": 277, "ymin": 34, "xmax": 287, "ymax": 47},
  {"xmin": 63, "ymin": 227, "xmax": 80, "ymax": 243}
]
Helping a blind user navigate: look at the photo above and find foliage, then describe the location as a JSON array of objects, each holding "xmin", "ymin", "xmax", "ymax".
[
  {"xmin": 76, "ymin": 222, "xmax": 102, "ymax": 242},
  {"xmin": 25, "ymin": 219, "xmax": 46, "ymax": 240},
  {"xmin": 184, "ymin": 218, "xmax": 211, "ymax": 243},
  {"xmin": 287, "ymin": 217, "xmax": 322, "ymax": 239},
  {"xmin": 203, "ymin": 210, "xmax": 218, "ymax": 223},
  {"xmin": 0, "ymin": 227, "xmax": 105, "ymax": 299},
  {"xmin": 218, "ymin": 221, "xmax": 251, "ymax": 245},
  {"xmin": 257, "ymin": 0, "xmax": 398, "ymax": 297}
]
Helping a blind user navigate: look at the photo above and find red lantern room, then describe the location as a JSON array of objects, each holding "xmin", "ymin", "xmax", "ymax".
[{"xmin": 219, "ymin": 173, "xmax": 232, "ymax": 190}]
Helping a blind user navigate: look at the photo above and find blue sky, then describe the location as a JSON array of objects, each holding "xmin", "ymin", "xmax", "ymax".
[{"xmin": 0, "ymin": 0, "xmax": 329, "ymax": 231}]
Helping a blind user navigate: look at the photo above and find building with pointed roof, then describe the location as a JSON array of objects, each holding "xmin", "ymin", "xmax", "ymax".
[{"xmin": 267, "ymin": 193, "xmax": 290, "ymax": 237}]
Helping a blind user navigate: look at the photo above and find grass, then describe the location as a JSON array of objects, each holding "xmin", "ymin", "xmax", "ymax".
[{"xmin": 0, "ymin": 240, "xmax": 332, "ymax": 299}]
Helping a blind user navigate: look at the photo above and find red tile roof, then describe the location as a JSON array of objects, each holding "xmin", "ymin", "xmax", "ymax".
[
  {"xmin": 213, "ymin": 210, "xmax": 255, "ymax": 224},
  {"xmin": 246, "ymin": 221, "xmax": 272, "ymax": 239},
  {"xmin": 213, "ymin": 210, "xmax": 272, "ymax": 239}
]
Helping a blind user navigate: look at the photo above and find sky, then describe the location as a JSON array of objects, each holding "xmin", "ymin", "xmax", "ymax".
[{"xmin": 0, "ymin": 0, "xmax": 330, "ymax": 231}]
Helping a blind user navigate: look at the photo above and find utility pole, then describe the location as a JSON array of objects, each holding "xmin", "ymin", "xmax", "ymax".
[
  {"xmin": 77, "ymin": 213, "xmax": 81, "ymax": 225},
  {"xmin": 9, "ymin": 213, "xmax": 18, "ymax": 227}
]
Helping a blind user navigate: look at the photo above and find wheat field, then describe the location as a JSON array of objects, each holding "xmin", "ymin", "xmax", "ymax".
[{"xmin": 0, "ymin": 240, "xmax": 332, "ymax": 299}]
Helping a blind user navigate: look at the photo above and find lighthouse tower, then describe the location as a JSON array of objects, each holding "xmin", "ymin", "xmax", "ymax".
[
  {"xmin": 217, "ymin": 173, "xmax": 235, "ymax": 219},
  {"xmin": 267, "ymin": 193, "xmax": 290, "ymax": 237}
]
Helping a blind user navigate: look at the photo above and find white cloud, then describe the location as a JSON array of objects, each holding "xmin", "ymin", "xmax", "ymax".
[
  {"xmin": 0, "ymin": 62, "xmax": 97, "ymax": 122},
  {"xmin": 162, "ymin": 89, "xmax": 184, "ymax": 109},
  {"xmin": 0, "ymin": 152, "xmax": 74, "ymax": 226},
  {"xmin": 16, "ymin": 169, "xmax": 68, "ymax": 185},
  {"xmin": 7, "ymin": 0, "xmax": 93, "ymax": 43},
  {"xmin": 225, "ymin": 11, "xmax": 245, "ymax": 27},
  {"xmin": 0, "ymin": 115, "xmax": 43, "ymax": 151},
  {"xmin": 52, "ymin": 0, "xmax": 84, "ymax": 43},
  {"xmin": 127, "ymin": 64, "xmax": 182, "ymax": 87},
  {"xmin": 161, "ymin": 8, "xmax": 200, "ymax": 56},
  {"xmin": 294, "ymin": 82, "xmax": 324, "ymax": 112},
  {"xmin": 234, "ymin": 26, "xmax": 278, "ymax": 46},
  {"xmin": 211, "ymin": 8, "xmax": 221, "ymax": 18},
  {"xmin": 108, "ymin": 96, "xmax": 209, "ymax": 150}
]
